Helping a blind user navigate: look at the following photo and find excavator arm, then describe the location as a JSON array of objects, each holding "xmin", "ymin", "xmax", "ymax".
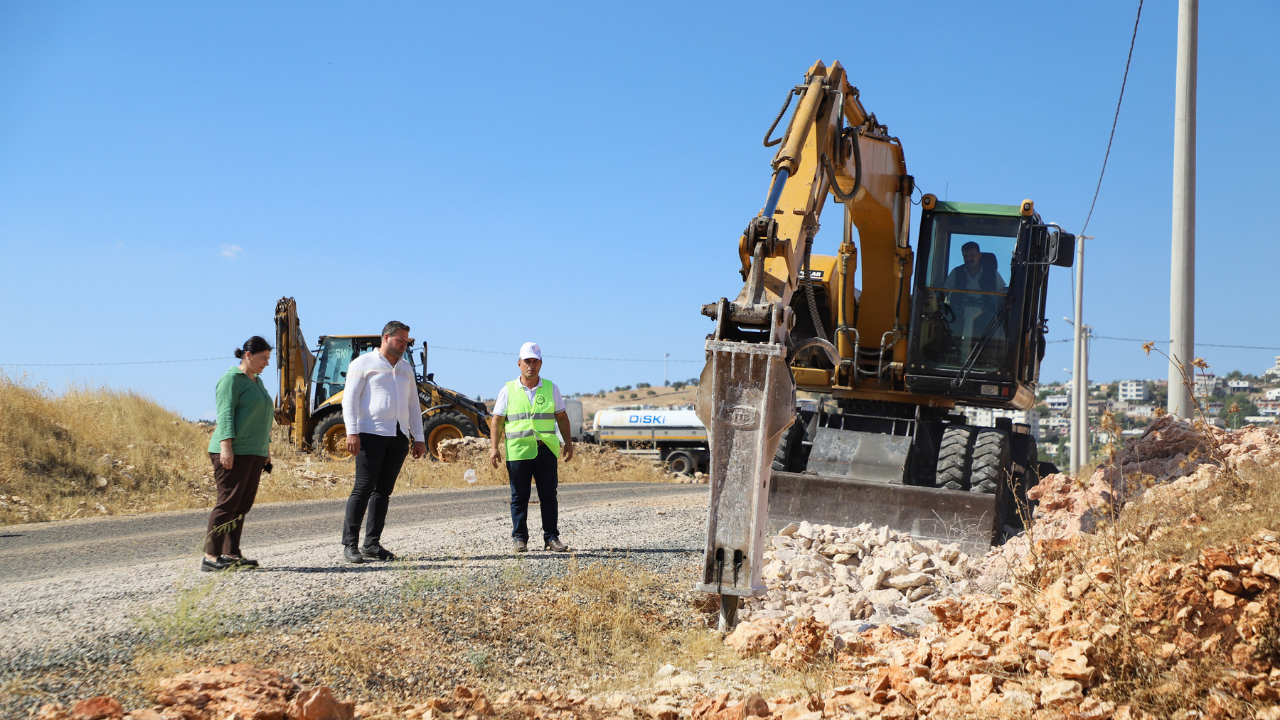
[
  {"xmin": 274, "ymin": 297, "xmax": 316, "ymax": 445},
  {"xmin": 694, "ymin": 61, "xmax": 916, "ymax": 627}
]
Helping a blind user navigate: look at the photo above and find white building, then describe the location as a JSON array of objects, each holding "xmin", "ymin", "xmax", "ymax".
[
  {"xmin": 1226, "ymin": 379, "xmax": 1252, "ymax": 394},
  {"xmin": 1128, "ymin": 404, "xmax": 1155, "ymax": 418},
  {"xmin": 1258, "ymin": 401, "xmax": 1280, "ymax": 416},
  {"xmin": 1266, "ymin": 388, "xmax": 1280, "ymax": 401},
  {"xmin": 1045, "ymin": 395, "xmax": 1071, "ymax": 413},
  {"xmin": 1194, "ymin": 373, "xmax": 1221, "ymax": 399},
  {"xmin": 958, "ymin": 406, "xmax": 1042, "ymax": 441},
  {"xmin": 1265, "ymin": 357, "xmax": 1280, "ymax": 379},
  {"xmin": 1244, "ymin": 416, "xmax": 1276, "ymax": 426},
  {"xmin": 1118, "ymin": 380, "xmax": 1150, "ymax": 402}
]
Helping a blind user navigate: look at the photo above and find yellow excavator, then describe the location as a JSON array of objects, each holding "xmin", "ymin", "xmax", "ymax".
[
  {"xmin": 273, "ymin": 297, "xmax": 491, "ymax": 460},
  {"xmin": 695, "ymin": 61, "xmax": 1074, "ymax": 627}
]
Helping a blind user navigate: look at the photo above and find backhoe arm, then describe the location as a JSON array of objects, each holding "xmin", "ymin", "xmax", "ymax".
[{"xmin": 274, "ymin": 297, "xmax": 316, "ymax": 445}]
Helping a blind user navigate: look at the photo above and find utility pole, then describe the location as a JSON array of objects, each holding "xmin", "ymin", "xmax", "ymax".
[
  {"xmin": 1082, "ymin": 326, "xmax": 1091, "ymax": 466},
  {"xmin": 664, "ymin": 353, "xmax": 670, "ymax": 386},
  {"xmin": 1070, "ymin": 235, "xmax": 1092, "ymax": 477},
  {"xmin": 1168, "ymin": 0, "xmax": 1198, "ymax": 417}
]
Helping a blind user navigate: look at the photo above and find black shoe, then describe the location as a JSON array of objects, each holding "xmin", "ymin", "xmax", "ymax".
[
  {"xmin": 360, "ymin": 545, "xmax": 396, "ymax": 561},
  {"xmin": 544, "ymin": 537, "xmax": 569, "ymax": 552},
  {"xmin": 343, "ymin": 546, "xmax": 367, "ymax": 564},
  {"xmin": 201, "ymin": 557, "xmax": 233, "ymax": 572},
  {"xmin": 513, "ymin": 539, "xmax": 528, "ymax": 553},
  {"xmin": 219, "ymin": 555, "xmax": 259, "ymax": 568}
]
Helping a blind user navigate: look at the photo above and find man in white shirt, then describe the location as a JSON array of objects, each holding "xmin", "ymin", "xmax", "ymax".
[
  {"xmin": 340, "ymin": 321, "xmax": 426, "ymax": 563},
  {"xmin": 488, "ymin": 342, "xmax": 574, "ymax": 553}
]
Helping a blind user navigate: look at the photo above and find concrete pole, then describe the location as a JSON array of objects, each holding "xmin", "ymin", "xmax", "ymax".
[
  {"xmin": 1070, "ymin": 237, "xmax": 1087, "ymax": 476},
  {"xmin": 1082, "ymin": 327, "xmax": 1091, "ymax": 464},
  {"xmin": 1168, "ymin": 0, "xmax": 1198, "ymax": 418}
]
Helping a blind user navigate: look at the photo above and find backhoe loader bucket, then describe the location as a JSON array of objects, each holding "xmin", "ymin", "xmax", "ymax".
[{"xmin": 694, "ymin": 338, "xmax": 795, "ymax": 610}]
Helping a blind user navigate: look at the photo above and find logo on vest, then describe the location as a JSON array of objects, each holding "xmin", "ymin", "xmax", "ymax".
[{"xmin": 535, "ymin": 395, "xmax": 546, "ymax": 405}]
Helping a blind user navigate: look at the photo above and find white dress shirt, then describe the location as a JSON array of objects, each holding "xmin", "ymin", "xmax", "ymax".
[
  {"xmin": 492, "ymin": 379, "xmax": 565, "ymax": 416},
  {"xmin": 342, "ymin": 350, "xmax": 425, "ymax": 442}
]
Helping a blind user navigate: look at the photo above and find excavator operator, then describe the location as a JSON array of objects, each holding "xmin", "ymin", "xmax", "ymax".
[{"xmin": 941, "ymin": 241, "xmax": 1008, "ymax": 361}]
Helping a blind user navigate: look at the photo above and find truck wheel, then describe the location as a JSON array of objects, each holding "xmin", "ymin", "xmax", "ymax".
[
  {"xmin": 423, "ymin": 410, "xmax": 478, "ymax": 461},
  {"xmin": 666, "ymin": 451, "xmax": 696, "ymax": 476},
  {"xmin": 969, "ymin": 428, "xmax": 1011, "ymax": 495},
  {"xmin": 312, "ymin": 412, "xmax": 350, "ymax": 457},
  {"xmin": 936, "ymin": 426, "xmax": 976, "ymax": 490}
]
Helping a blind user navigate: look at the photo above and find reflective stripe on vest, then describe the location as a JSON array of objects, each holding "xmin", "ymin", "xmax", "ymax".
[{"xmin": 503, "ymin": 379, "xmax": 560, "ymax": 461}]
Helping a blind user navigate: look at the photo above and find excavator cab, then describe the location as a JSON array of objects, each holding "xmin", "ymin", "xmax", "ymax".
[{"xmin": 906, "ymin": 200, "xmax": 1074, "ymax": 410}]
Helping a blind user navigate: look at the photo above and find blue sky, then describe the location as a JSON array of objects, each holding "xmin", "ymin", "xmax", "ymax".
[{"xmin": 1, "ymin": 2, "xmax": 1277, "ymax": 419}]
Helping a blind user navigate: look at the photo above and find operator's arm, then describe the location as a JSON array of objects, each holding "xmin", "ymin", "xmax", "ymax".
[
  {"xmin": 555, "ymin": 411, "xmax": 574, "ymax": 462},
  {"xmin": 488, "ymin": 415, "xmax": 505, "ymax": 468}
]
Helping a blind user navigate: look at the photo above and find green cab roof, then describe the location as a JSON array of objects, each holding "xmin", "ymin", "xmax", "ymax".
[{"xmin": 931, "ymin": 200, "xmax": 1024, "ymax": 217}]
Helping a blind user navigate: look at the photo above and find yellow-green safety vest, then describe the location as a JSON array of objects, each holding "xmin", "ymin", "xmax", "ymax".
[{"xmin": 503, "ymin": 379, "xmax": 561, "ymax": 461}]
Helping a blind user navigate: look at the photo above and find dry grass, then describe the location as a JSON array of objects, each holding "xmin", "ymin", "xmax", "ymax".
[
  {"xmin": 0, "ymin": 375, "xmax": 668, "ymax": 526},
  {"xmin": 127, "ymin": 560, "xmax": 806, "ymax": 707}
]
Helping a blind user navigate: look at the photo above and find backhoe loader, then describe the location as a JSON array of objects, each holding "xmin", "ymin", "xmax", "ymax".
[
  {"xmin": 695, "ymin": 61, "xmax": 1074, "ymax": 628},
  {"xmin": 273, "ymin": 298, "xmax": 491, "ymax": 460}
]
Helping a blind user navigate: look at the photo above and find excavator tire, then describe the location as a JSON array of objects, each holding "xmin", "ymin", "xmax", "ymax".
[
  {"xmin": 313, "ymin": 411, "xmax": 350, "ymax": 458},
  {"xmin": 424, "ymin": 410, "xmax": 477, "ymax": 461},
  {"xmin": 772, "ymin": 420, "xmax": 807, "ymax": 472},
  {"xmin": 936, "ymin": 426, "xmax": 976, "ymax": 490},
  {"xmin": 969, "ymin": 428, "xmax": 1011, "ymax": 495}
]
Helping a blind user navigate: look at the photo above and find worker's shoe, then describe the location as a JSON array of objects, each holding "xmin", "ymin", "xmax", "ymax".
[
  {"xmin": 360, "ymin": 545, "xmax": 397, "ymax": 561},
  {"xmin": 544, "ymin": 537, "xmax": 569, "ymax": 553},
  {"xmin": 342, "ymin": 545, "xmax": 367, "ymax": 564},
  {"xmin": 200, "ymin": 556, "xmax": 233, "ymax": 572},
  {"xmin": 219, "ymin": 555, "xmax": 259, "ymax": 568},
  {"xmin": 513, "ymin": 539, "xmax": 528, "ymax": 553}
]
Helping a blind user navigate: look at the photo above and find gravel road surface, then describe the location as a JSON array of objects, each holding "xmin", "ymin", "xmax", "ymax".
[{"xmin": 0, "ymin": 482, "xmax": 709, "ymax": 685}]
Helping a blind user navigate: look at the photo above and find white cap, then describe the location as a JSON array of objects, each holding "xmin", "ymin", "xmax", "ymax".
[{"xmin": 518, "ymin": 342, "xmax": 542, "ymax": 361}]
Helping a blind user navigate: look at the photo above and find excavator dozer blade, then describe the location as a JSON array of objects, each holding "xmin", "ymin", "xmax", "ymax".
[
  {"xmin": 694, "ymin": 339, "xmax": 795, "ymax": 601},
  {"xmin": 767, "ymin": 471, "xmax": 999, "ymax": 556}
]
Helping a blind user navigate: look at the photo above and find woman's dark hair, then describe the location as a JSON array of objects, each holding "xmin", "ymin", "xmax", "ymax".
[{"xmin": 234, "ymin": 336, "xmax": 273, "ymax": 359}]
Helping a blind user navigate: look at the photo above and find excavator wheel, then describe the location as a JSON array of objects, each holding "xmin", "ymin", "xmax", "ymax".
[
  {"xmin": 313, "ymin": 412, "xmax": 350, "ymax": 458},
  {"xmin": 424, "ymin": 410, "xmax": 477, "ymax": 461},
  {"xmin": 969, "ymin": 429, "xmax": 1011, "ymax": 495},
  {"xmin": 936, "ymin": 426, "xmax": 976, "ymax": 490},
  {"xmin": 771, "ymin": 419, "xmax": 807, "ymax": 472}
]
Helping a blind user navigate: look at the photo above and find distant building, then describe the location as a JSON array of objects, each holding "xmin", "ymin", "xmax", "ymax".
[
  {"xmin": 1045, "ymin": 395, "xmax": 1071, "ymax": 413},
  {"xmin": 1258, "ymin": 401, "xmax": 1280, "ymax": 416},
  {"xmin": 1265, "ymin": 356, "xmax": 1280, "ymax": 379},
  {"xmin": 1118, "ymin": 380, "xmax": 1150, "ymax": 402},
  {"xmin": 1245, "ymin": 416, "xmax": 1276, "ymax": 426},
  {"xmin": 1226, "ymin": 379, "xmax": 1252, "ymax": 394},
  {"xmin": 1194, "ymin": 373, "xmax": 1221, "ymax": 399},
  {"xmin": 958, "ymin": 407, "xmax": 1041, "ymax": 442},
  {"xmin": 1040, "ymin": 415, "xmax": 1070, "ymax": 430},
  {"xmin": 1128, "ymin": 404, "xmax": 1155, "ymax": 418},
  {"xmin": 1266, "ymin": 388, "xmax": 1280, "ymax": 401}
]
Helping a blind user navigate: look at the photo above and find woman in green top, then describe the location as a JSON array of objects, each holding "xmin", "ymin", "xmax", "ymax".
[{"xmin": 203, "ymin": 336, "xmax": 274, "ymax": 572}]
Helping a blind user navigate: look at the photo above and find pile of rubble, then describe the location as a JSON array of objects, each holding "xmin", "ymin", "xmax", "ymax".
[
  {"xmin": 436, "ymin": 435, "xmax": 491, "ymax": 463},
  {"xmin": 739, "ymin": 522, "xmax": 971, "ymax": 631}
]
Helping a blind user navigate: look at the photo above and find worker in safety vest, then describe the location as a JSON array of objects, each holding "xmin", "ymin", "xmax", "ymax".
[{"xmin": 489, "ymin": 342, "xmax": 574, "ymax": 553}]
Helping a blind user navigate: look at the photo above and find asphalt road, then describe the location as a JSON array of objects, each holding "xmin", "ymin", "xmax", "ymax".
[{"xmin": 0, "ymin": 482, "xmax": 708, "ymax": 584}]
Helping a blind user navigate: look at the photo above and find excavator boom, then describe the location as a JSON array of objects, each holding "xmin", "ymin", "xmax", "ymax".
[{"xmin": 696, "ymin": 62, "xmax": 1074, "ymax": 628}]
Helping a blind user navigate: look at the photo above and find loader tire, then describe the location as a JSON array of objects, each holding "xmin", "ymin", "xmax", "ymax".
[
  {"xmin": 936, "ymin": 426, "xmax": 976, "ymax": 490},
  {"xmin": 313, "ymin": 411, "xmax": 350, "ymax": 458},
  {"xmin": 969, "ymin": 428, "xmax": 1011, "ymax": 495},
  {"xmin": 423, "ymin": 410, "xmax": 477, "ymax": 461}
]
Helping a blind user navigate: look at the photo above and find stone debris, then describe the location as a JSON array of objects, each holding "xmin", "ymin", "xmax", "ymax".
[
  {"xmin": 737, "ymin": 520, "xmax": 971, "ymax": 631},
  {"xmin": 436, "ymin": 435, "xmax": 492, "ymax": 463}
]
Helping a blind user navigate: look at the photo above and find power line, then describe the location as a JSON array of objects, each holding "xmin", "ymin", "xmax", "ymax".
[
  {"xmin": 1093, "ymin": 335, "xmax": 1280, "ymax": 351},
  {"xmin": 0, "ymin": 357, "xmax": 227, "ymax": 368},
  {"xmin": 1079, "ymin": 0, "xmax": 1144, "ymax": 237},
  {"xmin": 432, "ymin": 345, "xmax": 700, "ymax": 363}
]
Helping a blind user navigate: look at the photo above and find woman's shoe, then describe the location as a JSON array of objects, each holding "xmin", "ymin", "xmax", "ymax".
[
  {"xmin": 201, "ymin": 557, "xmax": 233, "ymax": 572},
  {"xmin": 219, "ymin": 555, "xmax": 259, "ymax": 568}
]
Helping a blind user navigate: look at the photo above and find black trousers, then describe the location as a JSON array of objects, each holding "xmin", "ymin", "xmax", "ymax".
[
  {"xmin": 205, "ymin": 453, "xmax": 266, "ymax": 557},
  {"xmin": 342, "ymin": 429, "xmax": 409, "ymax": 549},
  {"xmin": 506, "ymin": 443, "xmax": 559, "ymax": 543}
]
